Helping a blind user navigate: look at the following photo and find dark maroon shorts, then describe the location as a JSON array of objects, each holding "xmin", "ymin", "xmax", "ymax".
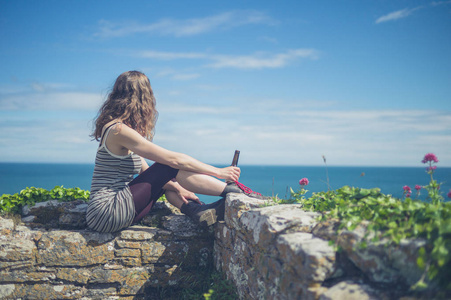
[{"xmin": 128, "ymin": 162, "xmax": 179, "ymax": 223}]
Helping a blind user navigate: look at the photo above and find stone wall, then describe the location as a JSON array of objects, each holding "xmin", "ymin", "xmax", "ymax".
[
  {"xmin": 0, "ymin": 194, "xmax": 444, "ymax": 299},
  {"xmin": 0, "ymin": 201, "xmax": 214, "ymax": 299},
  {"xmin": 214, "ymin": 193, "xmax": 438, "ymax": 300}
]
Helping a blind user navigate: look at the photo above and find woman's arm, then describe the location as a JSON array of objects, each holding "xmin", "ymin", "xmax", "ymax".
[{"xmin": 109, "ymin": 123, "xmax": 240, "ymax": 181}]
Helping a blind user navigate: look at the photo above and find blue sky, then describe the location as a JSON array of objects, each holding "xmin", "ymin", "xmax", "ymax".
[{"xmin": 1, "ymin": 0, "xmax": 450, "ymax": 166}]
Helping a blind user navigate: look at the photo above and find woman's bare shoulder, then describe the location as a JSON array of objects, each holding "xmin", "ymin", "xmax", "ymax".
[
  {"xmin": 102, "ymin": 119, "xmax": 121, "ymax": 132},
  {"xmin": 103, "ymin": 120, "xmax": 133, "ymax": 136},
  {"xmin": 104, "ymin": 121, "xmax": 143, "ymax": 142}
]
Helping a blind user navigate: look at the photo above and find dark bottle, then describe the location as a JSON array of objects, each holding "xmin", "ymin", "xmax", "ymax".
[{"xmin": 231, "ymin": 150, "xmax": 240, "ymax": 166}]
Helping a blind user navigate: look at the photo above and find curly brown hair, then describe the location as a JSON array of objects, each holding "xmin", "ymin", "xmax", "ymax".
[{"xmin": 92, "ymin": 71, "xmax": 158, "ymax": 141}]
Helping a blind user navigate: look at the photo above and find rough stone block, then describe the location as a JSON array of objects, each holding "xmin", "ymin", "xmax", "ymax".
[
  {"xmin": 116, "ymin": 239, "xmax": 142, "ymax": 249},
  {"xmin": 252, "ymin": 254, "xmax": 283, "ymax": 298},
  {"xmin": 90, "ymin": 267, "xmax": 148, "ymax": 283},
  {"xmin": 58, "ymin": 212, "xmax": 86, "ymax": 229},
  {"xmin": 118, "ymin": 270, "xmax": 150, "ymax": 296},
  {"xmin": 115, "ymin": 248, "xmax": 141, "ymax": 258},
  {"xmin": 0, "ymin": 284, "xmax": 15, "ymax": 299},
  {"xmin": 319, "ymin": 281, "xmax": 379, "ymax": 300},
  {"xmin": 0, "ymin": 217, "xmax": 15, "ymax": 235},
  {"xmin": 0, "ymin": 270, "xmax": 56, "ymax": 282},
  {"xmin": 240, "ymin": 204, "xmax": 320, "ymax": 247},
  {"xmin": 161, "ymin": 214, "xmax": 210, "ymax": 238},
  {"xmin": 338, "ymin": 227, "xmax": 426, "ymax": 286},
  {"xmin": 56, "ymin": 268, "xmax": 91, "ymax": 284},
  {"xmin": 22, "ymin": 200, "xmax": 88, "ymax": 229},
  {"xmin": 37, "ymin": 230, "xmax": 114, "ymax": 267},
  {"xmin": 14, "ymin": 224, "xmax": 41, "ymax": 241},
  {"xmin": 85, "ymin": 285, "xmax": 118, "ymax": 298},
  {"xmin": 115, "ymin": 257, "xmax": 142, "ymax": 267},
  {"xmin": 215, "ymin": 221, "xmax": 233, "ymax": 243},
  {"xmin": 141, "ymin": 241, "xmax": 167, "ymax": 264},
  {"xmin": 140, "ymin": 201, "xmax": 181, "ymax": 228},
  {"xmin": 224, "ymin": 193, "xmax": 268, "ymax": 231},
  {"xmin": 340, "ymin": 231, "xmax": 397, "ymax": 283},
  {"xmin": 312, "ymin": 219, "xmax": 341, "ymax": 241},
  {"xmin": 82, "ymin": 230, "xmax": 115, "ymax": 245},
  {"xmin": 222, "ymin": 258, "xmax": 251, "ymax": 300},
  {"xmin": 276, "ymin": 232, "xmax": 336, "ymax": 282},
  {"xmin": 390, "ymin": 239, "xmax": 427, "ymax": 286},
  {"xmin": 11, "ymin": 283, "xmax": 84, "ymax": 299},
  {"xmin": 22, "ymin": 215, "xmax": 36, "ymax": 223},
  {"xmin": 120, "ymin": 226, "xmax": 158, "ymax": 241},
  {"xmin": 143, "ymin": 239, "xmax": 212, "ymax": 269},
  {"xmin": 0, "ymin": 239, "xmax": 36, "ymax": 270},
  {"xmin": 150, "ymin": 264, "xmax": 209, "ymax": 289},
  {"xmin": 22, "ymin": 200, "xmax": 60, "ymax": 216},
  {"xmin": 90, "ymin": 267, "xmax": 150, "ymax": 296},
  {"xmin": 213, "ymin": 241, "xmax": 231, "ymax": 272}
]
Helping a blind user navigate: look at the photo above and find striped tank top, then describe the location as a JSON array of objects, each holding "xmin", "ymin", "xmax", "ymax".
[{"xmin": 87, "ymin": 123, "xmax": 142, "ymax": 233}]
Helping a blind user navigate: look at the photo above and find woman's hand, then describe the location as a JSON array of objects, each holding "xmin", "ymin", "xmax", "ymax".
[
  {"xmin": 164, "ymin": 180, "xmax": 201, "ymax": 204},
  {"xmin": 218, "ymin": 166, "xmax": 241, "ymax": 182},
  {"xmin": 177, "ymin": 188, "xmax": 200, "ymax": 204}
]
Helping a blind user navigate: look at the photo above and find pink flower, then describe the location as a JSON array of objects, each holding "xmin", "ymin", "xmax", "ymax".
[
  {"xmin": 448, "ymin": 189, "xmax": 451, "ymax": 199},
  {"xmin": 422, "ymin": 153, "xmax": 439, "ymax": 164},
  {"xmin": 299, "ymin": 178, "xmax": 309, "ymax": 186},
  {"xmin": 415, "ymin": 185, "xmax": 422, "ymax": 191},
  {"xmin": 426, "ymin": 166, "xmax": 437, "ymax": 172},
  {"xmin": 406, "ymin": 193, "xmax": 411, "ymax": 198},
  {"xmin": 403, "ymin": 185, "xmax": 412, "ymax": 193}
]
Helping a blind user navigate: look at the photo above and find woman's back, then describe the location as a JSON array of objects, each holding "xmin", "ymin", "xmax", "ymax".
[
  {"xmin": 90, "ymin": 146, "xmax": 141, "ymax": 196},
  {"xmin": 87, "ymin": 124, "xmax": 142, "ymax": 233}
]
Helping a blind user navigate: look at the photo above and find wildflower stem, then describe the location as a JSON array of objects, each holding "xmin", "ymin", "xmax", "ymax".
[{"xmin": 322, "ymin": 155, "xmax": 330, "ymax": 191}]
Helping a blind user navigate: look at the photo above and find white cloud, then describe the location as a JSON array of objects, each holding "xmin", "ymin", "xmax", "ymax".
[
  {"xmin": 2, "ymin": 90, "xmax": 449, "ymax": 166},
  {"xmin": 137, "ymin": 48, "xmax": 319, "ymax": 70},
  {"xmin": 0, "ymin": 91, "xmax": 103, "ymax": 111},
  {"xmin": 375, "ymin": 7, "xmax": 423, "ymax": 24},
  {"xmin": 0, "ymin": 82, "xmax": 73, "ymax": 95},
  {"xmin": 375, "ymin": 1, "xmax": 451, "ymax": 24},
  {"xmin": 258, "ymin": 36, "xmax": 278, "ymax": 44},
  {"xmin": 171, "ymin": 73, "xmax": 201, "ymax": 81},
  {"xmin": 431, "ymin": 1, "xmax": 451, "ymax": 6},
  {"xmin": 0, "ymin": 119, "xmax": 97, "ymax": 163},
  {"xmin": 30, "ymin": 82, "xmax": 73, "ymax": 93},
  {"xmin": 208, "ymin": 49, "xmax": 318, "ymax": 69},
  {"xmin": 139, "ymin": 50, "xmax": 206, "ymax": 60},
  {"xmin": 154, "ymin": 103, "xmax": 451, "ymax": 166},
  {"xmin": 152, "ymin": 68, "xmax": 201, "ymax": 81},
  {"xmin": 94, "ymin": 10, "xmax": 274, "ymax": 38},
  {"xmin": 159, "ymin": 103, "xmax": 231, "ymax": 114}
]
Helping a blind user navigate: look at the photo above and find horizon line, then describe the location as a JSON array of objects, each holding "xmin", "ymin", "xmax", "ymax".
[{"xmin": 1, "ymin": 161, "xmax": 450, "ymax": 168}]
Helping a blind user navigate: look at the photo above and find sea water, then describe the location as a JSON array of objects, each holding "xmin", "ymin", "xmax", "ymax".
[{"xmin": 1, "ymin": 163, "xmax": 450, "ymax": 203}]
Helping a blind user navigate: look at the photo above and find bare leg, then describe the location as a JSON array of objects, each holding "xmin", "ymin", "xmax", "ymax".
[
  {"xmin": 164, "ymin": 190, "xmax": 185, "ymax": 210},
  {"xmin": 175, "ymin": 170, "xmax": 226, "ymax": 196}
]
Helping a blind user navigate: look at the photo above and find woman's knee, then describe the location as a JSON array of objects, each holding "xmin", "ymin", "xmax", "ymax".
[{"xmin": 175, "ymin": 169, "xmax": 196, "ymax": 181}]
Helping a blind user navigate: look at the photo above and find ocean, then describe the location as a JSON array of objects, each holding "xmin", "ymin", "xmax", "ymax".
[{"xmin": 1, "ymin": 163, "xmax": 450, "ymax": 203}]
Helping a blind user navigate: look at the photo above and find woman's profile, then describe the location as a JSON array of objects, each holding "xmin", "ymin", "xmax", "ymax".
[{"xmin": 87, "ymin": 70, "xmax": 264, "ymax": 233}]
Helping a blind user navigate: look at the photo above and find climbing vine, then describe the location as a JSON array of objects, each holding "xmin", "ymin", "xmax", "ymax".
[
  {"xmin": 0, "ymin": 186, "xmax": 90, "ymax": 214},
  {"xmin": 287, "ymin": 183, "xmax": 450, "ymax": 291}
]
